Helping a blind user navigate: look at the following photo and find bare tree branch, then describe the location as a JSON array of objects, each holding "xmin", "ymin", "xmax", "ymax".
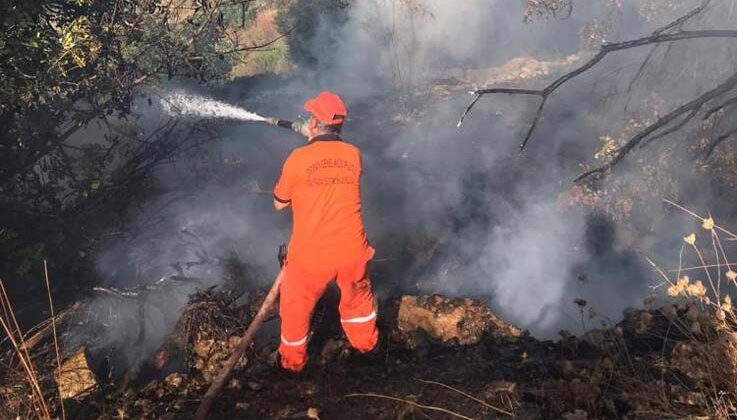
[
  {"xmin": 653, "ymin": 0, "xmax": 713, "ymax": 35},
  {"xmin": 575, "ymin": 71, "xmax": 737, "ymax": 181},
  {"xmin": 457, "ymin": 88, "xmax": 540, "ymax": 127},
  {"xmin": 459, "ymin": 29, "xmax": 737, "ymax": 150},
  {"xmin": 640, "ymin": 108, "xmax": 700, "ymax": 148},
  {"xmin": 458, "ymin": 0, "xmax": 735, "ymax": 182},
  {"xmin": 622, "ymin": 0, "xmax": 711, "ymax": 108},
  {"xmin": 626, "ymin": 44, "xmax": 660, "ymax": 95}
]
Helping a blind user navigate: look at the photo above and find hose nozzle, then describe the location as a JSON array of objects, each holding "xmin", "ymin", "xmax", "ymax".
[{"xmin": 265, "ymin": 117, "xmax": 309, "ymax": 138}]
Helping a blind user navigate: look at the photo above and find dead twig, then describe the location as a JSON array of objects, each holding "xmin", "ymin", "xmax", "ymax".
[
  {"xmin": 625, "ymin": 43, "xmax": 660, "ymax": 99},
  {"xmin": 44, "ymin": 261, "xmax": 65, "ymax": 420},
  {"xmin": 667, "ymin": 263, "xmax": 734, "ymax": 273},
  {"xmin": 417, "ymin": 378, "xmax": 515, "ymax": 417},
  {"xmin": 345, "ymin": 392, "xmax": 477, "ymax": 420},
  {"xmin": 663, "ymin": 199, "xmax": 737, "ymax": 239}
]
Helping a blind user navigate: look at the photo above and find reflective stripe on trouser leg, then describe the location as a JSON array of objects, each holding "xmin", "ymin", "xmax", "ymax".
[
  {"xmin": 281, "ymin": 334, "xmax": 309, "ymax": 347},
  {"xmin": 341, "ymin": 311, "xmax": 377, "ymax": 324},
  {"xmin": 336, "ymin": 259, "xmax": 378, "ymax": 353},
  {"xmin": 278, "ymin": 264, "xmax": 332, "ymax": 372}
]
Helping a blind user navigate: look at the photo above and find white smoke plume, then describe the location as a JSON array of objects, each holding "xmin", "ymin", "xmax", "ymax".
[{"xmin": 74, "ymin": 0, "xmax": 735, "ymax": 364}]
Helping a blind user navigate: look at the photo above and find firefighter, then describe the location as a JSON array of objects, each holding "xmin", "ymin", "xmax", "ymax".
[{"xmin": 273, "ymin": 91, "xmax": 378, "ymax": 373}]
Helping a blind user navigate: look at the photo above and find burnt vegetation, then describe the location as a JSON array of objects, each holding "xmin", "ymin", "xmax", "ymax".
[{"xmin": 2, "ymin": 0, "xmax": 737, "ymax": 419}]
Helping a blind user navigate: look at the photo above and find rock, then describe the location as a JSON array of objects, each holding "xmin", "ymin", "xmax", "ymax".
[
  {"xmin": 392, "ymin": 295, "xmax": 523, "ymax": 346},
  {"xmin": 56, "ymin": 347, "xmax": 97, "ymax": 400}
]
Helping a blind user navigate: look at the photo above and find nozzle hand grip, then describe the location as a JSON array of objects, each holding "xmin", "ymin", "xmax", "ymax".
[{"xmin": 276, "ymin": 119, "xmax": 294, "ymax": 129}]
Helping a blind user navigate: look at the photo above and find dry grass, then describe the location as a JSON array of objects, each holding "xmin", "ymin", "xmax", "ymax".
[
  {"xmin": 345, "ymin": 392, "xmax": 478, "ymax": 420},
  {"xmin": 416, "ymin": 378, "xmax": 515, "ymax": 417},
  {"xmin": 0, "ymin": 263, "xmax": 69, "ymax": 419},
  {"xmin": 0, "ymin": 278, "xmax": 51, "ymax": 419},
  {"xmin": 44, "ymin": 261, "xmax": 65, "ymax": 420},
  {"xmin": 640, "ymin": 200, "xmax": 737, "ymax": 418}
]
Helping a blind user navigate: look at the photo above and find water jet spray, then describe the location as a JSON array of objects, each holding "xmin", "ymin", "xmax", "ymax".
[{"xmin": 160, "ymin": 92, "xmax": 309, "ymax": 137}]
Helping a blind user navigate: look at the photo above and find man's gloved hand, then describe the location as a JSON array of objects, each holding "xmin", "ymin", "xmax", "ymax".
[{"xmin": 290, "ymin": 119, "xmax": 310, "ymax": 138}]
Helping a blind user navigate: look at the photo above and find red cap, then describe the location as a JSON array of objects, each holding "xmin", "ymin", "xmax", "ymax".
[{"xmin": 304, "ymin": 91, "xmax": 347, "ymax": 125}]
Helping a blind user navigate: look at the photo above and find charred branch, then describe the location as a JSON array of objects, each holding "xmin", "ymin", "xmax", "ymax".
[
  {"xmin": 576, "ymin": 71, "xmax": 737, "ymax": 181},
  {"xmin": 640, "ymin": 108, "xmax": 700, "ymax": 148},
  {"xmin": 91, "ymin": 276, "xmax": 205, "ymax": 299},
  {"xmin": 459, "ymin": 0, "xmax": 737, "ymax": 180},
  {"xmin": 652, "ymin": 0, "xmax": 713, "ymax": 35},
  {"xmin": 459, "ymin": 30, "xmax": 737, "ymax": 149},
  {"xmin": 626, "ymin": 43, "xmax": 660, "ymax": 96}
]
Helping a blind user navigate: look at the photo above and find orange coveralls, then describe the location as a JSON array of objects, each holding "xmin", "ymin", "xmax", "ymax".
[{"xmin": 273, "ymin": 134, "xmax": 378, "ymax": 372}]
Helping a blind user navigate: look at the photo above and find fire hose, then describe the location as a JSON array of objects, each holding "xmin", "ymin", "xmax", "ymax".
[
  {"xmin": 195, "ymin": 115, "xmax": 318, "ymax": 418},
  {"xmin": 195, "ymin": 116, "xmax": 320, "ymax": 418},
  {"xmin": 194, "ymin": 244, "xmax": 287, "ymax": 420}
]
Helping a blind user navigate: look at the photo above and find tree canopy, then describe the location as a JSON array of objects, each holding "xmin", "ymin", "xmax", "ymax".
[{"xmin": 0, "ymin": 0, "xmax": 273, "ymax": 282}]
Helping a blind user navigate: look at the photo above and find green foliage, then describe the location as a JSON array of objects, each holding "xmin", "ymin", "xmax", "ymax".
[
  {"xmin": 0, "ymin": 0, "xmax": 268, "ymax": 286},
  {"xmin": 253, "ymin": 39, "xmax": 290, "ymax": 73},
  {"xmin": 275, "ymin": 0, "xmax": 353, "ymax": 66}
]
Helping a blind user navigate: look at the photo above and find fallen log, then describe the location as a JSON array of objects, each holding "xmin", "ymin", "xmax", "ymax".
[
  {"xmin": 56, "ymin": 347, "xmax": 98, "ymax": 400},
  {"xmin": 20, "ymin": 302, "xmax": 81, "ymax": 352}
]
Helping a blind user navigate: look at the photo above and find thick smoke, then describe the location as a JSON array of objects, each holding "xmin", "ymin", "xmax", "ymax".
[
  {"xmin": 73, "ymin": 0, "xmax": 736, "ymax": 364},
  {"xmin": 313, "ymin": 0, "xmax": 655, "ymax": 335}
]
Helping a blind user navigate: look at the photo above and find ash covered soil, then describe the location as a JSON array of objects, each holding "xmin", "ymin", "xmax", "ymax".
[{"xmin": 4, "ymin": 285, "xmax": 724, "ymax": 420}]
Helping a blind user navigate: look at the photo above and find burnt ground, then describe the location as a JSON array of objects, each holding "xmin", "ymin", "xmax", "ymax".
[
  {"xmin": 63, "ymin": 300, "xmax": 583, "ymax": 420},
  {"xmin": 3, "ymin": 284, "xmax": 726, "ymax": 420}
]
